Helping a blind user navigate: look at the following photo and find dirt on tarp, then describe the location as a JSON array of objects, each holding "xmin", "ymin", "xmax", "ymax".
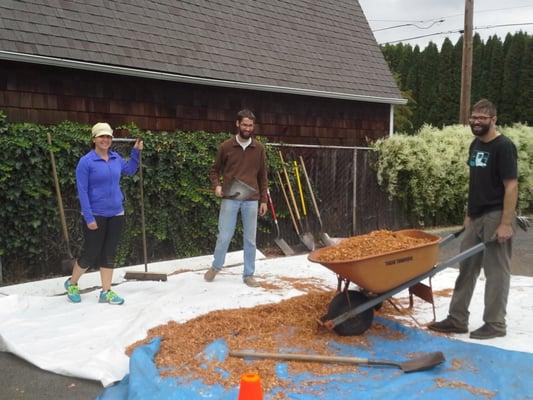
[{"xmin": 126, "ymin": 284, "xmax": 414, "ymax": 394}]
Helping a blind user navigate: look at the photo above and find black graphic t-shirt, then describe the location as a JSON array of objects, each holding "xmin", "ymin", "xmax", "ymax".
[{"xmin": 467, "ymin": 135, "xmax": 517, "ymax": 218}]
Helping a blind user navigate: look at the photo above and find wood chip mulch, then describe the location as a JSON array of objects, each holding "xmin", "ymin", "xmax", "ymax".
[
  {"xmin": 434, "ymin": 378, "xmax": 495, "ymax": 398},
  {"xmin": 315, "ymin": 230, "xmax": 434, "ymax": 262},
  {"xmin": 125, "ymin": 278, "xmax": 490, "ymax": 398},
  {"xmin": 125, "ymin": 285, "xmax": 410, "ymax": 394}
]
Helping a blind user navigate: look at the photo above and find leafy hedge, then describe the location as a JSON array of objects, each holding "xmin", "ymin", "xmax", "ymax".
[
  {"xmin": 373, "ymin": 124, "xmax": 533, "ymax": 225},
  {"xmin": 0, "ymin": 113, "xmax": 280, "ymax": 282}
]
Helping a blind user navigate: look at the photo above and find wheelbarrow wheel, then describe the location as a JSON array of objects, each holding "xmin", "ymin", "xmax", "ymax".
[{"xmin": 325, "ymin": 290, "xmax": 373, "ymax": 336}]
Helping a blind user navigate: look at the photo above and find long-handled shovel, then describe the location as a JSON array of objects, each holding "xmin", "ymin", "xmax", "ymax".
[
  {"xmin": 299, "ymin": 156, "xmax": 336, "ymax": 247},
  {"xmin": 279, "ymin": 151, "xmax": 315, "ymax": 251},
  {"xmin": 293, "ymin": 160, "xmax": 315, "ymax": 242},
  {"xmin": 46, "ymin": 131, "xmax": 76, "ymax": 273},
  {"xmin": 266, "ymin": 189, "xmax": 295, "ymax": 256},
  {"xmin": 230, "ymin": 350, "xmax": 445, "ymax": 373},
  {"xmin": 276, "ymin": 171, "xmax": 302, "ymax": 241}
]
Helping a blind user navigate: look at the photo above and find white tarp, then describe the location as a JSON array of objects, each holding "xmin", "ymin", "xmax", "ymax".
[{"xmin": 1, "ymin": 251, "xmax": 532, "ymax": 387}]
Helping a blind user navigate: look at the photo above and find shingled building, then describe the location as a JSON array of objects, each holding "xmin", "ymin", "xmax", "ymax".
[{"xmin": 0, "ymin": 0, "xmax": 404, "ymax": 145}]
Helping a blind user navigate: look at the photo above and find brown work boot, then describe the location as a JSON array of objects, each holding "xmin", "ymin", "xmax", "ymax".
[
  {"xmin": 203, "ymin": 268, "xmax": 219, "ymax": 282},
  {"xmin": 469, "ymin": 324, "xmax": 506, "ymax": 340},
  {"xmin": 428, "ymin": 317, "xmax": 468, "ymax": 334},
  {"xmin": 243, "ymin": 276, "xmax": 261, "ymax": 287}
]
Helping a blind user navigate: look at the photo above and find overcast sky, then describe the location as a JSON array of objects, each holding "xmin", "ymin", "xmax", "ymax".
[{"xmin": 358, "ymin": 0, "xmax": 533, "ymax": 49}]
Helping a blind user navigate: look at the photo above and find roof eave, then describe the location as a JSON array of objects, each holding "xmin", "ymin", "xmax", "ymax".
[{"xmin": 0, "ymin": 51, "xmax": 407, "ymax": 105}]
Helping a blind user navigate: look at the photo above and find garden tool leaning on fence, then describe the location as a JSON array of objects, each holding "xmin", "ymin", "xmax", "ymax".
[
  {"xmin": 47, "ymin": 131, "xmax": 76, "ymax": 273},
  {"xmin": 266, "ymin": 189, "xmax": 295, "ymax": 256},
  {"xmin": 299, "ymin": 155, "xmax": 336, "ymax": 247},
  {"xmin": 113, "ymin": 138, "xmax": 167, "ymax": 282},
  {"xmin": 278, "ymin": 151, "xmax": 315, "ymax": 251}
]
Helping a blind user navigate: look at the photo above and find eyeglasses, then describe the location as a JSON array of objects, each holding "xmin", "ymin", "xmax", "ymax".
[{"xmin": 469, "ymin": 115, "xmax": 493, "ymax": 122}]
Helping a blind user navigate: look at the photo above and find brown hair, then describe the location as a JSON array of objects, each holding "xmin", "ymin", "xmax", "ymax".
[
  {"xmin": 471, "ymin": 99, "xmax": 497, "ymax": 117},
  {"xmin": 236, "ymin": 109, "xmax": 256, "ymax": 122}
]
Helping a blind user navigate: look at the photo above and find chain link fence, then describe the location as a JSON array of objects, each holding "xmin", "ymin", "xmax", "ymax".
[{"xmin": 258, "ymin": 143, "xmax": 413, "ymax": 252}]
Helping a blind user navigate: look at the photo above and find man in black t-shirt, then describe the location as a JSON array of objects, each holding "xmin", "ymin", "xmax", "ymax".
[{"xmin": 429, "ymin": 99, "xmax": 518, "ymax": 340}]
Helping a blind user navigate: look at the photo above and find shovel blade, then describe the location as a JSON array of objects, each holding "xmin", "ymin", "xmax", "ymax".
[
  {"xmin": 399, "ymin": 351, "xmax": 445, "ymax": 372},
  {"xmin": 320, "ymin": 232, "xmax": 337, "ymax": 247},
  {"xmin": 274, "ymin": 238, "xmax": 295, "ymax": 256},
  {"xmin": 301, "ymin": 232, "xmax": 315, "ymax": 251}
]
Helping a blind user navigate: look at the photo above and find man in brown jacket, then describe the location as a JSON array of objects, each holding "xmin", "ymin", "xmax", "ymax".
[{"xmin": 204, "ymin": 109, "xmax": 268, "ymax": 287}]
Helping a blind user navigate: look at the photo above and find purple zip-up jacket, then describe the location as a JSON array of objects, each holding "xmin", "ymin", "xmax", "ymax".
[{"xmin": 76, "ymin": 148, "xmax": 140, "ymax": 224}]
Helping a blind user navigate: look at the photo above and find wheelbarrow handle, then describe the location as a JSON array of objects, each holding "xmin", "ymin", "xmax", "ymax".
[{"xmin": 439, "ymin": 227, "xmax": 466, "ymax": 247}]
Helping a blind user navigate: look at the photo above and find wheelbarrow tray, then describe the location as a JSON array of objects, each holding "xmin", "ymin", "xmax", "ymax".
[{"xmin": 308, "ymin": 229, "xmax": 441, "ymax": 293}]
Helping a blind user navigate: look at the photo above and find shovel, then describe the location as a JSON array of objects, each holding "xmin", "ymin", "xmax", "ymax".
[
  {"xmin": 266, "ymin": 189, "xmax": 295, "ymax": 256},
  {"xmin": 299, "ymin": 156, "xmax": 336, "ymax": 247},
  {"xmin": 275, "ymin": 171, "xmax": 302, "ymax": 241},
  {"xmin": 46, "ymin": 131, "xmax": 76, "ymax": 273},
  {"xmin": 230, "ymin": 350, "xmax": 445, "ymax": 373},
  {"xmin": 279, "ymin": 151, "xmax": 315, "ymax": 251}
]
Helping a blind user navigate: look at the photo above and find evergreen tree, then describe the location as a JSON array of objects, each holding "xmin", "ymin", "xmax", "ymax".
[
  {"xmin": 501, "ymin": 32, "xmax": 526, "ymax": 124},
  {"xmin": 518, "ymin": 35, "xmax": 533, "ymax": 123},
  {"xmin": 416, "ymin": 42, "xmax": 440, "ymax": 127},
  {"xmin": 471, "ymin": 34, "xmax": 485, "ymax": 102},
  {"xmin": 406, "ymin": 45, "xmax": 422, "ymax": 129},
  {"xmin": 437, "ymin": 38, "xmax": 460, "ymax": 126},
  {"xmin": 485, "ymin": 36, "xmax": 504, "ymax": 108}
]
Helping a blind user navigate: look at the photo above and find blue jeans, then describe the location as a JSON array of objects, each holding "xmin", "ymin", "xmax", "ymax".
[{"xmin": 212, "ymin": 199, "xmax": 258, "ymax": 278}]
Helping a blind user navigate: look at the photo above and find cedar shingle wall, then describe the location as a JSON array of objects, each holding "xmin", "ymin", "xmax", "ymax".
[{"xmin": 0, "ymin": 61, "xmax": 390, "ymax": 145}]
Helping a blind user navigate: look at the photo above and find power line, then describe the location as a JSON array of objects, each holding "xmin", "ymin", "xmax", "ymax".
[
  {"xmin": 380, "ymin": 22, "xmax": 533, "ymax": 45},
  {"xmin": 373, "ymin": 20, "xmax": 444, "ymax": 32},
  {"xmin": 369, "ymin": 5, "xmax": 533, "ymax": 34}
]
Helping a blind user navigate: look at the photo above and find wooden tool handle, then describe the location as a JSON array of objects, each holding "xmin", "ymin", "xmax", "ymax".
[
  {"xmin": 276, "ymin": 171, "xmax": 299, "ymax": 235},
  {"xmin": 279, "ymin": 151, "xmax": 302, "ymax": 222},
  {"xmin": 293, "ymin": 160, "xmax": 307, "ymax": 216}
]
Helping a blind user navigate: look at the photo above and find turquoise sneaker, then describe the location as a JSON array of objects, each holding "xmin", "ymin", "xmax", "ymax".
[
  {"xmin": 64, "ymin": 279, "xmax": 81, "ymax": 303},
  {"xmin": 99, "ymin": 289, "xmax": 124, "ymax": 305}
]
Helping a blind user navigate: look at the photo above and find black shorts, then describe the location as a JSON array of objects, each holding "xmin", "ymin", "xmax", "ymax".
[{"xmin": 78, "ymin": 215, "xmax": 125, "ymax": 269}]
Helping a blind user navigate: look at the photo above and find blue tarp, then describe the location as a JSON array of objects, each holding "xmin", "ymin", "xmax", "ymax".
[{"xmin": 98, "ymin": 318, "xmax": 533, "ymax": 399}]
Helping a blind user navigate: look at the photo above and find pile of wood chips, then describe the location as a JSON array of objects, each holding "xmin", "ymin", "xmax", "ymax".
[
  {"xmin": 315, "ymin": 230, "xmax": 433, "ymax": 262},
  {"xmin": 126, "ymin": 283, "xmax": 406, "ymax": 397}
]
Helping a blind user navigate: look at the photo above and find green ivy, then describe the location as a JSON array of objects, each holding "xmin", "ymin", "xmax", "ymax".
[{"xmin": 373, "ymin": 124, "xmax": 533, "ymax": 225}]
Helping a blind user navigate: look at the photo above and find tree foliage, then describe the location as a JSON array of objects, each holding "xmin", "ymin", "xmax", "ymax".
[
  {"xmin": 381, "ymin": 32, "xmax": 533, "ymax": 133},
  {"xmin": 373, "ymin": 125, "xmax": 533, "ymax": 225}
]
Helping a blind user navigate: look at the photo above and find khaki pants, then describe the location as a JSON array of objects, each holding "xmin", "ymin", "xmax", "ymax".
[{"xmin": 448, "ymin": 210, "xmax": 513, "ymax": 332}]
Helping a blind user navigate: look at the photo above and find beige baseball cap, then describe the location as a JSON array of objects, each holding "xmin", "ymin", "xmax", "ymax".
[{"xmin": 91, "ymin": 122, "xmax": 113, "ymax": 138}]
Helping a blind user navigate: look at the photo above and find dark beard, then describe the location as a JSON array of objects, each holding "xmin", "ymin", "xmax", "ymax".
[
  {"xmin": 238, "ymin": 131, "xmax": 252, "ymax": 140},
  {"xmin": 470, "ymin": 123, "xmax": 490, "ymax": 137}
]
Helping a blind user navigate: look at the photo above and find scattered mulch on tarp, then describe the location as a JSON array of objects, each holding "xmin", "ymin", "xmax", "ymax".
[
  {"xmin": 434, "ymin": 378, "xmax": 495, "ymax": 398},
  {"xmin": 433, "ymin": 288, "xmax": 454, "ymax": 298},
  {"xmin": 314, "ymin": 230, "xmax": 434, "ymax": 262},
  {"xmin": 126, "ymin": 287, "xmax": 405, "ymax": 393}
]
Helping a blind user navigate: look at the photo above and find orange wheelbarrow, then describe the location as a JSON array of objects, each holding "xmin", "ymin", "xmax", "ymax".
[{"xmin": 308, "ymin": 228, "xmax": 487, "ymax": 336}]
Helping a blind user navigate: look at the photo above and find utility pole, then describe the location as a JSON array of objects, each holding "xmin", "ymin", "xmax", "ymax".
[{"xmin": 459, "ymin": 0, "xmax": 474, "ymax": 124}]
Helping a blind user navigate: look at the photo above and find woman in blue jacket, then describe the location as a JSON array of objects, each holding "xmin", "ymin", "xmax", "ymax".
[{"xmin": 64, "ymin": 122, "xmax": 143, "ymax": 305}]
